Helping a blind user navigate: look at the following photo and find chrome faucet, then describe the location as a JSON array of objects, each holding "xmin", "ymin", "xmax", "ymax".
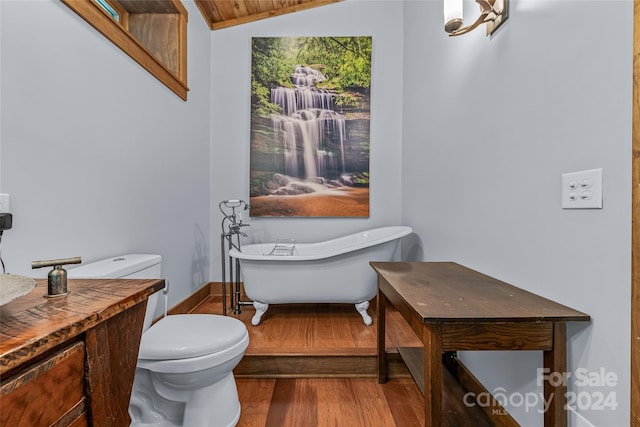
[
  {"xmin": 219, "ymin": 200, "xmax": 251, "ymax": 315},
  {"xmin": 219, "ymin": 200, "xmax": 250, "ymax": 237},
  {"xmin": 32, "ymin": 257, "xmax": 82, "ymax": 297}
]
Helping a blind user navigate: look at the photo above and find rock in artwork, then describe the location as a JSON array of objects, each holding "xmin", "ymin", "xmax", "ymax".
[{"xmin": 249, "ymin": 36, "xmax": 372, "ymax": 217}]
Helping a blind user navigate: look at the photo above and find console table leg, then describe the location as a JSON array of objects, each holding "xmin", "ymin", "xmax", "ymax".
[
  {"xmin": 543, "ymin": 323, "xmax": 568, "ymax": 427},
  {"xmin": 423, "ymin": 323, "xmax": 443, "ymax": 427},
  {"xmin": 377, "ymin": 289, "xmax": 387, "ymax": 384}
]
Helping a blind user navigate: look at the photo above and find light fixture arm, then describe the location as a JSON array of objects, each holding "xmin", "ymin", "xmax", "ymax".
[{"xmin": 446, "ymin": 0, "xmax": 508, "ymax": 37}]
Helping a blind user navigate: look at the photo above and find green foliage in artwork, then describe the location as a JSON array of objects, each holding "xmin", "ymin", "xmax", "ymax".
[
  {"xmin": 295, "ymin": 37, "xmax": 372, "ymax": 91},
  {"xmin": 251, "ymin": 80, "xmax": 280, "ymax": 117},
  {"xmin": 251, "ymin": 38, "xmax": 292, "ymax": 89},
  {"xmin": 355, "ymin": 172, "xmax": 369, "ymax": 185},
  {"xmin": 251, "ymin": 38, "xmax": 291, "ymax": 118},
  {"xmin": 333, "ymin": 92, "xmax": 358, "ymax": 108},
  {"xmin": 360, "ymin": 141, "xmax": 370, "ymax": 155}
]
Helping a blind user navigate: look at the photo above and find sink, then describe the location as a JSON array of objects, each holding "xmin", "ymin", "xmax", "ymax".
[{"xmin": 0, "ymin": 274, "xmax": 37, "ymax": 306}]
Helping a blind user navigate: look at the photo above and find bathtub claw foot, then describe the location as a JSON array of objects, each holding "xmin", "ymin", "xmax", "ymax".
[
  {"xmin": 252, "ymin": 302, "xmax": 269, "ymax": 326},
  {"xmin": 355, "ymin": 301, "xmax": 372, "ymax": 326}
]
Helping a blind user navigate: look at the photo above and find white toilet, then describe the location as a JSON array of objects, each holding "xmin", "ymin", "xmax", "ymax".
[{"xmin": 68, "ymin": 254, "xmax": 249, "ymax": 427}]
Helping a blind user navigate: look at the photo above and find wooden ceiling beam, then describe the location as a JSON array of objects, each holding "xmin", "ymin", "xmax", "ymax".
[{"xmin": 195, "ymin": 0, "xmax": 341, "ymax": 30}]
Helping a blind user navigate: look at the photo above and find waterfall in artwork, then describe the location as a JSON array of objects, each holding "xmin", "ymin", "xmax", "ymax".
[{"xmin": 269, "ymin": 66, "xmax": 346, "ymax": 181}]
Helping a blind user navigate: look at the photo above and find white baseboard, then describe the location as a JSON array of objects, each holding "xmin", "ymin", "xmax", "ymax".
[{"xmin": 567, "ymin": 406, "xmax": 596, "ymax": 427}]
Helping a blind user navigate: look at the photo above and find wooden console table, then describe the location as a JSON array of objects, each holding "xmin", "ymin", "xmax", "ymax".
[
  {"xmin": 1, "ymin": 278, "xmax": 165, "ymax": 426},
  {"xmin": 371, "ymin": 262, "xmax": 590, "ymax": 427}
]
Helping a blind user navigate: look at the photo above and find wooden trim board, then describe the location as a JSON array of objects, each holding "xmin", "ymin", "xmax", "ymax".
[{"xmin": 633, "ymin": 3, "xmax": 639, "ymax": 425}]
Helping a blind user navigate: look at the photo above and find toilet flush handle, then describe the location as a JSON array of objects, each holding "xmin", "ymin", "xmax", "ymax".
[{"xmin": 32, "ymin": 257, "xmax": 82, "ymax": 298}]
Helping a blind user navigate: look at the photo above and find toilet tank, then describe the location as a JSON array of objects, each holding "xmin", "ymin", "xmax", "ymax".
[
  {"xmin": 68, "ymin": 254, "xmax": 163, "ymax": 332},
  {"xmin": 67, "ymin": 254, "xmax": 162, "ymax": 279}
]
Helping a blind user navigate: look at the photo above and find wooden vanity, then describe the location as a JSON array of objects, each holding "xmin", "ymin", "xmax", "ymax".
[{"xmin": 0, "ymin": 278, "xmax": 165, "ymax": 426}]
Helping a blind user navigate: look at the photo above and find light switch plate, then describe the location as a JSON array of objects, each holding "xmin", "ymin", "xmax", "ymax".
[{"xmin": 562, "ymin": 169, "xmax": 602, "ymax": 209}]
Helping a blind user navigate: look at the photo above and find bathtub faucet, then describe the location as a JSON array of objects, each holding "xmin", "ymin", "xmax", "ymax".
[
  {"xmin": 219, "ymin": 199, "xmax": 250, "ymax": 236},
  {"xmin": 229, "ymin": 222, "xmax": 249, "ymax": 238},
  {"xmin": 219, "ymin": 199, "xmax": 252, "ymax": 316}
]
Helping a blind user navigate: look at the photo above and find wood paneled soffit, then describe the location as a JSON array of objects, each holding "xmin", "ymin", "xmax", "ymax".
[
  {"xmin": 195, "ymin": 0, "xmax": 341, "ymax": 30},
  {"xmin": 62, "ymin": 0, "xmax": 188, "ymax": 100}
]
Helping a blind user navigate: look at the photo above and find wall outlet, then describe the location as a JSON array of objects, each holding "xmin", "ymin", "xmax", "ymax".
[
  {"xmin": 562, "ymin": 169, "xmax": 602, "ymax": 209},
  {"xmin": 0, "ymin": 194, "xmax": 9, "ymax": 213}
]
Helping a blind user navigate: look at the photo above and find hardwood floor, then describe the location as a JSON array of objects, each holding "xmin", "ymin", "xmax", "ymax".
[
  {"xmin": 190, "ymin": 297, "xmax": 494, "ymax": 427},
  {"xmin": 236, "ymin": 377, "xmax": 424, "ymax": 427},
  {"xmin": 191, "ymin": 297, "xmax": 422, "ymax": 352}
]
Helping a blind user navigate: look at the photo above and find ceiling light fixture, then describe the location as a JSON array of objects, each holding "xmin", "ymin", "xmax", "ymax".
[{"xmin": 444, "ymin": 0, "xmax": 508, "ymax": 37}]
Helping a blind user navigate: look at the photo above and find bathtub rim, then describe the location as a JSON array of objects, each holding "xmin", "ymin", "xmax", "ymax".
[{"xmin": 228, "ymin": 225, "xmax": 412, "ymax": 262}]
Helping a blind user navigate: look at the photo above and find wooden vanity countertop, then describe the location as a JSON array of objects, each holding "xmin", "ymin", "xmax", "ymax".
[{"xmin": 0, "ymin": 278, "xmax": 165, "ymax": 376}]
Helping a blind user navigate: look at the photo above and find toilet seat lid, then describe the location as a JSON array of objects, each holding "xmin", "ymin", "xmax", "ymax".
[{"xmin": 139, "ymin": 314, "xmax": 248, "ymax": 360}]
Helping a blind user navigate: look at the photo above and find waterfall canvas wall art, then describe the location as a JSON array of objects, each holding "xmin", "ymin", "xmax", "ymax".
[{"xmin": 249, "ymin": 36, "xmax": 372, "ymax": 217}]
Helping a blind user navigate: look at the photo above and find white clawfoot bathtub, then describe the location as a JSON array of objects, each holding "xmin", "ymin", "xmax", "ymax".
[{"xmin": 228, "ymin": 226, "xmax": 412, "ymax": 326}]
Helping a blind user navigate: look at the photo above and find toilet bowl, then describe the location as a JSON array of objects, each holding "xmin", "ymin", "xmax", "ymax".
[{"xmin": 68, "ymin": 254, "xmax": 249, "ymax": 427}]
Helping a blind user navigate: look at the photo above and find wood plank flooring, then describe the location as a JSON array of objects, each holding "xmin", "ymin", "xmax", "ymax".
[
  {"xmin": 191, "ymin": 297, "xmax": 493, "ymax": 427},
  {"xmin": 191, "ymin": 298, "xmax": 423, "ymax": 352},
  {"xmin": 236, "ymin": 377, "xmax": 425, "ymax": 427}
]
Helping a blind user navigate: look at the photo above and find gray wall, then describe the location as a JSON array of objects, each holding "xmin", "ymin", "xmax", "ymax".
[
  {"xmin": 208, "ymin": 0, "xmax": 405, "ymax": 279},
  {"xmin": 0, "ymin": 1, "xmax": 633, "ymax": 426},
  {"xmin": 401, "ymin": 1, "xmax": 632, "ymax": 426},
  {"xmin": 0, "ymin": 0, "xmax": 212, "ymax": 309}
]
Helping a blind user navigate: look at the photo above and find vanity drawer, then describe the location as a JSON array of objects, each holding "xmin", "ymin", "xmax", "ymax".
[{"xmin": 0, "ymin": 341, "xmax": 86, "ymax": 426}]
